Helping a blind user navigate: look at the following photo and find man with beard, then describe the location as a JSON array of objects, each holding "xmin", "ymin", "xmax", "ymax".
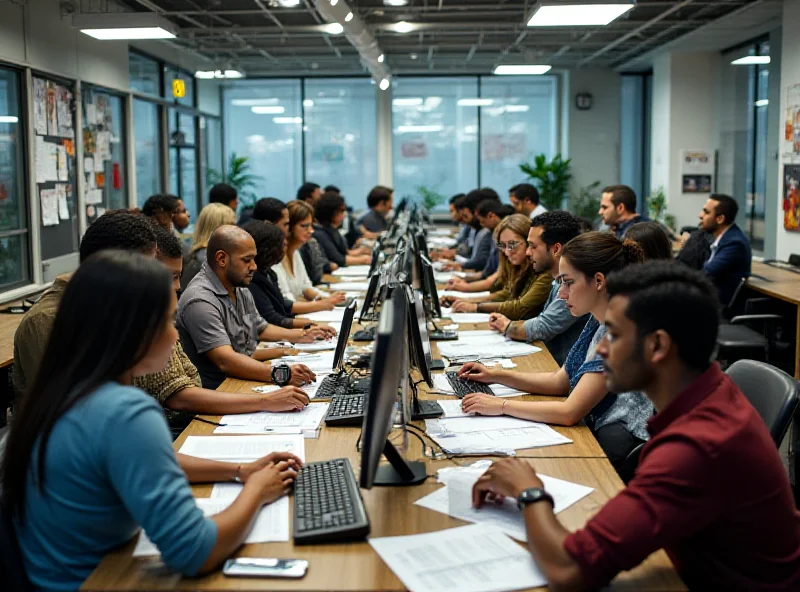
[
  {"xmin": 177, "ymin": 225, "xmax": 322, "ymax": 390},
  {"xmin": 470, "ymin": 262, "xmax": 800, "ymax": 591}
]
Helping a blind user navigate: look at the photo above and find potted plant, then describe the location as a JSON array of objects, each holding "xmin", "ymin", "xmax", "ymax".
[
  {"xmin": 647, "ymin": 186, "xmax": 677, "ymax": 231},
  {"xmin": 416, "ymin": 185, "xmax": 445, "ymax": 211},
  {"xmin": 568, "ymin": 181, "xmax": 602, "ymax": 226},
  {"xmin": 520, "ymin": 153, "xmax": 573, "ymax": 210},
  {"xmin": 206, "ymin": 153, "xmax": 263, "ymax": 208}
]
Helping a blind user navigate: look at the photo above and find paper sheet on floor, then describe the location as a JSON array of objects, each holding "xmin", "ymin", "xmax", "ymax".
[
  {"xmin": 212, "ymin": 403, "xmax": 329, "ymax": 435},
  {"xmin": 332, "ymin": 265, "xmax": 371, "ymax": 276},
  {"xmin": 178, "ymin": 435, "xmax": 305, "ymax": 462},
  {"xmin": 133, "ymin": 496, "xmax": 289, "ymax": 557},
  {"xmin": 368, "ymin": 523, "xmax": 546, "ymax": 592}
]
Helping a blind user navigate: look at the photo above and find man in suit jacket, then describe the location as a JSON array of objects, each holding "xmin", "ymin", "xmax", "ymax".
[{"xmin": 699, "ymin": 194, "xmax": 752, "ymax": 306}]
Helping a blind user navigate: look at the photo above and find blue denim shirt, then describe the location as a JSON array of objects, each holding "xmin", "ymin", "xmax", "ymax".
[{"xmin": 524, "ymin": 280, "xmax": 589, "ymax": 366}]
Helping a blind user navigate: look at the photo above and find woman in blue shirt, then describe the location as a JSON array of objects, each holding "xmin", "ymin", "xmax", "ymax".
[
  {"xmin": 459, "ymin": 232, "xmax": 655, "ymax": 481},
  {"xmin": 1, "ymin": 251, "xmax": 300, "ymax": 591}
]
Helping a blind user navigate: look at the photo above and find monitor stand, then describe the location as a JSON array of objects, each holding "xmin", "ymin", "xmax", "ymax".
[
  {"xmin": 372, "ymin": 441, "xmax": 428, "ymax": 486},
  {"xmin": 430, "ymin": 359, "xmax": 446, "ymax": 371},
  {"xmin": 410, "ymin": 395, "xmax": 443, "ymax": 421}
]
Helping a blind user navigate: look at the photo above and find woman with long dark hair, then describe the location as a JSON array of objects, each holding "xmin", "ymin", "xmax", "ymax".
[{"xmin": 1, "ymin": 251, "xmax": 299, "ymax": 589}]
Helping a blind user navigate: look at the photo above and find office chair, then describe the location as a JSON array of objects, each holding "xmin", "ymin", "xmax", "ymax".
[
  {"xmin": 726, "ymin": 360, "xmax": 799, "ymax": 447},
  {"xmin": 789, "ymin": 254, "xmax": 800, "ymax": 267},
  {"xmin": 622, "ymin": 442, "xmax": 646, "ymax": 483}
]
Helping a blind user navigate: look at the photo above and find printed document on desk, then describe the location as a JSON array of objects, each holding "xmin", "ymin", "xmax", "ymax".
[
  {"xmin": 304, "ymin": 309, "xmax": 347, "ymax": 322},
  {"xmin": 437, "ymin": 339, "xmax": 541, "ymax": 360},
  {"xmin": 213, "ymin": 404, "xmax": 329, "ymax": 435},
  {"xmin": 327, "ymin": 281, "xmax": 370, "ymax": 291},
  {"xmin": 439, "ymin": 290, "xmax": 491, "ymax": 300},
  {"xmin": 369, "ymin": 523, "xmax": 546, "ymax": 592},
  {"xmin": 179, "ymin": 435, "xmax": 305, "ymax": 462},
  {"xmin": 332, "ymin": 265, "xmax": 371, "ymax": 277},
  {"xmin": 425, "ymin": 425, "xmax": 571, "ymax": 454},
  {"xmin": 293, "ymin": 338, "xmax": 338, "ymax": 352}
]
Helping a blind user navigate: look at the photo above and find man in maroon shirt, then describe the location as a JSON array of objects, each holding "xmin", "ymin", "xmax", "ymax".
[{"xmin": 472, "ymin": 262, "xmax": 800, "ymax": 591}]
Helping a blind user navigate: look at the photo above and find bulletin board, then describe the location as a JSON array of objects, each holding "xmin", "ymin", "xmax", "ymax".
[{"xmin": 32, "ymin": 76, "xmax": 79, "ymax": 261}]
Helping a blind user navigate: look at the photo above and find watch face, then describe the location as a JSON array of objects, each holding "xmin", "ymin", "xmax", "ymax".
[{"xmin": 272, "ymin": 364, "xmax": 291, "ymax": 385}]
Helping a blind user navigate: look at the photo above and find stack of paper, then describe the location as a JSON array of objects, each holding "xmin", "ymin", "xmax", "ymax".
[
  {"xmin": 437, "ymin": 338, "xmax": 541, "ymax": 361},
  {"xmin": 332, "ymin": 265, "xmax": 371, "ymax": 277},
  {"xmin": 178, "ymin": 434, "xmax": 305, "ymax": 462},
  {"xmin": 212, "ymin": 404, "xmax": 329, "ymax": 435},
  {"xmin": 304, "ymin": 309, "xmax": 348, "ymax": 322},
  {"xmin": 369, "ymin": 524, "xmax": 546, "ymax": 592},
  {"xmin": 327, "ymin": 281, "xmax": 370, "ymax": 291}
]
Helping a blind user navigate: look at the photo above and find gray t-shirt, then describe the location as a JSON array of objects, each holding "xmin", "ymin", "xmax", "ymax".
[
  {"xmin": 357, "ymin": 209, "xmax": 388, "ymax": 233},
  {"xmin": 177, "ymin": 261, "xmax": 268, "ymax": 389}
]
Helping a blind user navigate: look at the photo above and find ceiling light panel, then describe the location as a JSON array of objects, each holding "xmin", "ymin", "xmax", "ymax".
[
  {"xmin": 528, "ymin": 2, "xmax": 634, "ymax": 27},
  {"xmin": 493, "ymin": 65, "xmax": 552, "ymax": 75}
]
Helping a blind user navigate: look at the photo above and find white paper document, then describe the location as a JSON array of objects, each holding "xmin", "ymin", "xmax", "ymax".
[
  {"xmin": 213, "ymin": 404, "xmax": 329, "ymax": 434},
  {"xmin": 437, "ymin": 339, "xmax": 541, "ymax": 360},
  {"xmin": 178, "ymin": 435, "xmax": 305, "ymax": 462},
  {"xmin": 332, "ymin": 265, "xmax": 371, "ymax": 276},
  {"xmin": 440, "ymin": 290, "xmax": 491, "ymax": 300},
  {"xmin": 427, "ymin": 415, "xmax": 556, "ymax": 435},
  {"xmin": 433, "ymin": 272, "xmax": 454, "ymax": 283},
  {"xmin": 327, "ymin": 281, "xmax": 370, "ymax": 292},
  {"xmin": 447, "ymin": 313, "xmax": 492, "ymax": 323},
  {"xmin": 369, "ymin": 523, "xmax": 546, "ymax": 592},
  {"xmin": 133, "ymin": 496, "xmax": 289, "ymax": 557},
  {"xmin": 426, "ymin": 425, "xmax": 572, "ymax": 455},
  {"xmin": 304, "ymin": 309, "xmax": 347, "ymax": 322},
  {"xmin": 293, "ymin": 338, "xmax": 338, "ymax": 352}
]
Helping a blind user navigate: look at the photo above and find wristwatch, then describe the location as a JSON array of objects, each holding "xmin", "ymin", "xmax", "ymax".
[
  {"xmin": 517, "ymin": 487, "xmax": 555, "ymax": 510},
  {"xmin": 271, "ymin": 362, "xmax": 292, "ymax": 387}
]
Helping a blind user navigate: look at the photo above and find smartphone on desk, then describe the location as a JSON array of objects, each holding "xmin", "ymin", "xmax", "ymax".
[{"xmin": 222, "ymin": 558, "xmax": 308, "ymax": 578}]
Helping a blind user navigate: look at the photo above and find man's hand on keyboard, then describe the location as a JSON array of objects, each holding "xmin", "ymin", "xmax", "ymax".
[
  {"xmin": 247, "ymin": 460, "xmax": 299, "ymax": 504},
  {"xmin": 289, "ymin": 364, "xmax": 316, "ymax": 386},
  {"xmin": 239, "ymin": 452, "xmax": 304, "ymax": 483},
  {"xmin": 457, "ymin": 362, "xmax": 496, "ymax": 383},
  {"xmin": 461, "ymin": 393, "xmax": 504, "ymax": 416},
  {"xmin": 264, "ymin": 386, "xmax": 310, "ymax": 412}
]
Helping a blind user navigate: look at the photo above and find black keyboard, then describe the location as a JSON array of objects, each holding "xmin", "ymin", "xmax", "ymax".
[
  {"xmin": 315, "ymin": 374, "xmax": 370, "ymax": 400},
  {"xmin": 324, "ymin": 393, "xmax": 366, "ymax": 426},
  {"xmin": 445, "ymin": 371, "xmax": 495, "ymax": 398},
  {"xmin": 293, "ymin": 458, "xmax": 370, "ymax": 545},
  {"xmin": 430, "ymin": 329, "xmax": 458, "ymax": 341},
  {"xmin": 352, "ymin": 326, "xmax": 375, "ymax": 341},
  {"xmin": 334, "ymin": 297, "xmax": 356, "ymax": 308}
]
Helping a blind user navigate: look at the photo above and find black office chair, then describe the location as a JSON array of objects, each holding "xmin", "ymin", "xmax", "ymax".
[
  {"xmin": 622, "ymin": 442, "xmax": 646, "ymax": 482},
  {"xmin": 726, "ymin": 360, "xmax": 800, "ymax": 447}
]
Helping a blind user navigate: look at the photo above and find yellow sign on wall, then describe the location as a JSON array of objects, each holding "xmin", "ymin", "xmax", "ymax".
[{"xmin": 172, "ymin": 79, "xmax": 186, "ymax": 99}]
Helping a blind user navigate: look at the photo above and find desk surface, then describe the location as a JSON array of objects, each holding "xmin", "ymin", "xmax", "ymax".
[
  {"xmin": 748, "ymin": 261, "xmax": 800, "ymax": 305},
  {"xmin": 0, "ymin": 309, "xmax": 24, "ymax": 369}
]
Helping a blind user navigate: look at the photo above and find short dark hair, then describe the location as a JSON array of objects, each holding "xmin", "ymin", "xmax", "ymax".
[
  {"xmin": 367, "ymin": 186, "xmax": 393, "ymax": 209},
  {"xmin": 460, "ymin": 189, "xmax": 497, "ymax": 212},
  {"xmin": 449, "ymin": 193, "xmax": 466, "ymax": 205},
  {"xmin": 297, "ymin": 182, "xmax": 321, "ymax": 202},
  {"xmin": 480, "ymin": 187, "xmax": 500, "ymax": 201},
  {"xmin": 252, "ymin": 197, "xmax": 287, "ymax": 223},
  {"xmin": 710, "ymin": 193, "xmax": 739, "ymax": 225},
  {"xmin": 152, "ymin": 223, "xmax": 183, "ymax": 260},
  {"xmin": 142, "ymin": 194, "xmax": 179, "ymax": 218},
  {"xmin": 476, "ymin": 199, "xmax": 507, "ymax": 218},
  {"xmin": 325, "ymin": 185, "xmax": 341, "ymax": 194},
  {"xmin": 510, "ymin": 183, "xmax": 540, "ymax": 205},
  {"xmin": 531, "ymin": 210, "xmax": 582, "ymax": 248},
  {"xmin": 624, "ymin": 222, "xmax": 672, "ymax": 261},
  {"xmin": 603, "ymin": 185, "xmax": 638, "ymax": 213},
  {"xmin": 243, "ymin": 219, "xmax": 285, "ymax": 270},
  {"xmin": 79, "ymin": 211, "xmax": 157, "ymax": 263},
  {"xmin": 315, "ymin": 191, "xmax": 345, "ymax": 225},
  {"xmin": 209, "ymin": 183, "xmax": 238, "ymax": 206},
  {"xmin": 606, "ymin": 261, "xmax": 720, "ymax": 370}
]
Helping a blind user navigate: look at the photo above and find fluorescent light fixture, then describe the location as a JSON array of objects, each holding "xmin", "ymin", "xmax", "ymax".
[
  {"xmin": 273, "ymin": 116, "xmax": 302, "ymax": 124},
  {"xmin": 73, "ymin": 12, "xmax": 178, "ymax": 40},
  {"xmin": 379, "ymin": 78, "xmax": 391, "ymax": 90},
  {"xmin": 0, "ymin": 116, "xmax": 18, "ymax": 123},
  {"xmin": 277, "ymin": 0, "xmax": 301, "ymax": 5},
  {"xmin": 504, "ymin": 105, "xmax": 530, "ymax": 112},
  {"xmin": 195, "ymin": 71, "xmax": 216, "ymax": 79},
  {"xmin": 493, "ymin": 64, "xmax": 552, "ymax": 75},
  {"xmin": 345, "ymin": 12, "xmax": 354, "ymax": 22},
  {"xmin": 378, "ymin": 54, "xmax": 385, "ymax": 63},
  {"xmin": 303, "ymin": 99, "xmax": 314, "ymax": 107},
  {"xmin": 223, "ymin": 70, "xmax": 244, "ymax": 78},
  {"xmin": 232, "ymin": 98, "xmax": 280, "ymax": 106},
  {"xmin": 251, "ymin": 106, "xmax": 285, "ymax": 114},
  {"xmin": 755, "ymin": 99, "xmax": 769, "ymax": 107},
  {"xmin": 731, "ymin": 55, "xmax": 770, "ymax": 65},
  {"xmin": 330, "ymin": 0, "xmax": 339, "ymax": 5},
  {"xmin": 326, "ymin": 22, "xmax": 344, "ymax": 34},
  {"xmin": 527, "ymin": 2, "xmax": 634, "ymax": 27},
  {"xmin": 394, "ymin": 21, "xmax": 414, "ymax": 33},
  {"xmin": 457, "ymin": 98, "xmax": 494, "ymax": 106},
  {"xmin": 393, "ymin": 97, "xmax": 424, "ymax": 106},
  {"xmin": 397, "ymin": 125, "xmax": 443, "ymax": 133},
  {"xmin": 384, "ymin": 0, "xmax": 408, "ymax": 5}
]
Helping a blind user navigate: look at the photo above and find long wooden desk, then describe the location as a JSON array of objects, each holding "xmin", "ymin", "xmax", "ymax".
[
  {"xmin": 0, "ymin": 308, "xmax": 25, "ymax": 369},
  {"xmin": 83, "ymin": 320, "xmax": 682, "ymax": 591}
]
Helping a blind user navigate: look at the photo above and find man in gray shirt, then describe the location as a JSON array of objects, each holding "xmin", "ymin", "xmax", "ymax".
[
  {"xmin": 489, "ymin": 211, "xmax": 589, "ymax": 366},
  {"xmin": 177, "ymin": 226, "xmax": 321, "ymax": 389}
]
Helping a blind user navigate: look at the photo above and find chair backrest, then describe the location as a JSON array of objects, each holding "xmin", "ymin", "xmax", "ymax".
[
  {"xmin": 789, "ymin": 253, "xmax": 800, "ymax": 267},
  {"xmin": 723, "ymin": 276, "xmax": 749, "ymax": 319},
  {"xmin": 726, "ymin": 360, "xmax": 800, "ymax": 446}
]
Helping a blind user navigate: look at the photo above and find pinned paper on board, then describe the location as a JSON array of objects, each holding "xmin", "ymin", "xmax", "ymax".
[
  {"xmin": 85, "ymin": 104, "xmax": 97, "ymax": 126},
  {"xmin": 40, "ymin": 189, "xmax": 59, "ymax": 226},
  {"xmin": 87, "ymin": 189, "xmax": 103, "ymax": 205},
  {"xmin": 84, "ymin": 157, "xmax": 95, "ymax": 174},
  {"xmin": 56, "ymin": 184, "xmax": 69, "ymax": 220},
  {"xmin": 56, "ymin": 146, "xmax": 68, "ymax": 182},
  {"xmin": 45, "ymin": 82, "xmax": 57, "ymax": 137},
  {"xmin": 95, "ymin": 173, "xmax": 105, "ymax": 189},
  {"xmin": 33, "ymin": 78, "xmax": 47, "ymax": 135},
  {"xmin": 57, "ymin": 86, "xmax": 73, "ymax": 138},
  {"xmin": 63, "ymin": 139, "xmax": 75, "ymax": 157}
]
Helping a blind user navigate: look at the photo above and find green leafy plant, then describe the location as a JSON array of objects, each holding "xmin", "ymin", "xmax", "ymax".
[
  {"xmin": 647, "ymin": 186, "xmax": 676, "ymax": 231},
  {"xmin": 416, "ymin": 185, "xmax": 446, "ymax": 211},
  {"xmin": 206, "ymin": 153, "xmax": 263, "ymax": 207},
  {"xmin": 569, "ymin": 181, "xmax": 602, "ymax": 224},
  {"xmin": 520, "ymin": 153, "xmax": 573, "ymax": 210}
]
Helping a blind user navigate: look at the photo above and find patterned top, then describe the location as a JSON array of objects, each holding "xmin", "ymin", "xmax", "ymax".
[
  {"xmin": 564, "ymin": 316, "xmax": 653, "ymax": 441},
  {"xmin": 133, "ymin": 340, "xmax": 199, "ymax": 429}
]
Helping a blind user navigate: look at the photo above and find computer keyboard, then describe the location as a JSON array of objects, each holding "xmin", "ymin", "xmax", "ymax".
[
  {"xmin": 335, "ymin": 297, "xmax": 356, "ymax": 308},
  {"xmin": 429, "ymin": 329, "xmax": 458, "ymax": 341},
  {"xmin": 293, "ymin": 458, "xmax": 370, "ymax": 545},
  {"xmin": 445, "ymin": 371, "xmax": 495, "ymax": 398},
  {"xmin": 324, "ymin": 393, "xmax": 366, "ymax": 426},
  {"xmin": 315, "ymin": 374, "xmax": 370, "ymax": 400},
  {"xmin": 352, "ymin": 326, "xmax": 375, "ymax": 341}
]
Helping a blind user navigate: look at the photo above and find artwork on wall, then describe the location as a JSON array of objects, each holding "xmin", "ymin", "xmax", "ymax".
[
  {"xmin": 783, "ymin": 164, "xmax": 800, "ymax": 232},
  {"xmin": 784, "ymin": 84, "xmax": 800, "ymax": 164},
  {"xmin": 680, "ymin": 150, "xmax": 714, "ymax": 194}
]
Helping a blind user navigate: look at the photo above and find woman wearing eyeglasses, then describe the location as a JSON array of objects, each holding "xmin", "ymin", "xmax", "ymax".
[{"xmin": 449, "ymin": 214, "xmax": 552, "ymax": 320}]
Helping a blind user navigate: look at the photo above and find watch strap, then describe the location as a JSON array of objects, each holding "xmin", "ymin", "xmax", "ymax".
[{"xmin": 517, "ymin": 487, "xmax": 555, "ymax": 510}]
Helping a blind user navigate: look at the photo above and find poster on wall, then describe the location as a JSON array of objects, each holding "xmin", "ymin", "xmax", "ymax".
[
  {"xmin": 32, "ymin": 78, "xmax": 47, "ymax": 136},
  {"xmin": 680, "ymin": 150, "xmax": 714, "ymax": 194},
  {"xmin": 783, "ymin": 164, "xmax": 800, "ymax": 231},
  {"xmin": 784, "ymin": 84, "xmax": 800, "ymax": 164}
]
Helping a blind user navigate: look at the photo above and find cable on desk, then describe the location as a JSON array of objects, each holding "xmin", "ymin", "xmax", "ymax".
[{"xmin": 192, "ymin": 416, "xmax": 225, "ymax": 427}]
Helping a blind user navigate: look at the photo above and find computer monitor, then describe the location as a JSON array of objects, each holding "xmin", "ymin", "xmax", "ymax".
[
  {"xmin": 331, "ymin": 299, "xmax": 357, "ymax": 372},
  {"xmin": 404, "ymin": 286, "xmax": 432, "ymax": 387},
  {"xmin": 359, "ymin": 271, "xmax": 382, "ymax": 323},
  {"xmin": 359, "ymin": 290, "xmax": 427, "ymax": 488},
  {"xmin": 367, "ymin": 238, "xmax": 384, "ymax": 278},
  {"xmin": 419, "ymin": 253, "xmax": 442, "ymax": 318}
]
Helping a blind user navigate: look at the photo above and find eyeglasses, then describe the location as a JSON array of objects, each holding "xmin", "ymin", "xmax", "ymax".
[{"xmin": 496, "ymin": 240, "xmax": 523, "ymax": 252}]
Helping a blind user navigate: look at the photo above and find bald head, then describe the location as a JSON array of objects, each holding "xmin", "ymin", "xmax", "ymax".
[{"xmin": 207, "ymin": 225, "xmax": 258, "ymax": 288}]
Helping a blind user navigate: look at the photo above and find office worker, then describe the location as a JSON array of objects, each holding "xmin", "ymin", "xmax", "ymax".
[
  {"xmin": 3, "ymin": 251, "xmax": 302, "ymax": 591},
  {"xmin": 296, "ymin": 181, "xmax": 322, "ymax": 205},
  {"xmin": 312, "ymin": 192, "xmax": 372, "ymax": 267},
  {"xmin": 357, "ymin": 185, "xmax": 394, "ymax": 237},
  {"xmin": 698, "ymin": 193, "xmax": 752, "ymax": 305},
  {"xmin": 509, "ymin": 183, "xmax": 547, "ymax": 219},
  {"xmin": 598, "ymin": 185, "xmax": 648, "ymax": 239},
  {"xmin": 142, "ymin": 193, "xmax": 181, "ymax": 233},
  {"xmin": 432, "ymin": 193, "xmax": 469, "ymax": 262},
  {"xmin": 460, "ymin": 232, "xmax": 653, "ymax": 478},
  {"xmin": 177, "ymin": 225, "xmax": 319, "ymax": 390},
  {"xmin": 182, "ymin": 203, "xmax": 237, "ymax": 291},
  {"xmin": 472, "ymin": 262, "xmax": 800, "ymax": 591},
  {"xmin": 488, "ymin": 211, "xmax": 589, "ymax": 366},
  {"xmin": 441, "ymin": 190, "xmax": 497, "ymax": 271},
  {"xmin": 172, "ymin": 198, "xmax": 191, "ymax": 234},
  {"xmin": 623, "ymin": 221, "xmax": 673, "ymax": 261},
  {"xmin": 209, "ymin": 183, "xmax": 239, "ymax": 212},
  {"xmin": 251, "ymin": 197, "xmax": 290, "ymax": 234},
  {"xmin": 450, "ymin": 214, "xmax": 553, "ymax": 321}
]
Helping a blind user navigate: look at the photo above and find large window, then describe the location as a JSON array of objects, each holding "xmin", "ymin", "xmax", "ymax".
[
  {"xmin": 223, "ymin": 80, "xmax": 303, "ymax": 204},
  {"xmin": 619, "ymin": 74, "xmax": 652, "ymax": 211},
  {"xmin": 204, "ymin": 116, "xmax": 223, "ymax": 208},
  {"xmin": 0, "ymin": 67, "xmax": 29, "ymax": 289},
  {"xmin": 304, "ymin": 79, "xmax": 378, "ymax": 209},
  {"xmin": 129, "ymin": 52, "xmax": 160, "ymax": 97},
  {"xmin": 392, "ymin": 77, "xmax": 479, "ymax": 204},
  {"xmin": 133, "ymin": 99, "xmax": 162, "ymax": 206},
  {"xmin": 169, "ymin": 109, "xmax": 199, "ymax": 212}
]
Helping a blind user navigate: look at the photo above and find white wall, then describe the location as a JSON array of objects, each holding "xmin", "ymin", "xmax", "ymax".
[
  {"xmin": 776, "ymin": 0, "xmax": 800, "ymax": 259},
  {"xmin": 567, "ymin": 69, "xmax": 621, "ymax": 193}
]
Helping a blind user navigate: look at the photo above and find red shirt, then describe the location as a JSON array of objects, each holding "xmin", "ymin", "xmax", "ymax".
[{"xmin": 563, "ymin": 363, "xmax": 800, "ymax": 590}]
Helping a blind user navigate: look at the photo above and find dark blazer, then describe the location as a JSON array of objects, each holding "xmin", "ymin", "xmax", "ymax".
[
  {"xmin": 703, "ymin": 223, "xmax": 752, "ymax": 306},
  {"xmin": 248, "ymin": 269, "xmax": 295, "ymax": 329},
  {"xmin": 313, "ymin": 223, "xmax": 349, "ymax": 267}
]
